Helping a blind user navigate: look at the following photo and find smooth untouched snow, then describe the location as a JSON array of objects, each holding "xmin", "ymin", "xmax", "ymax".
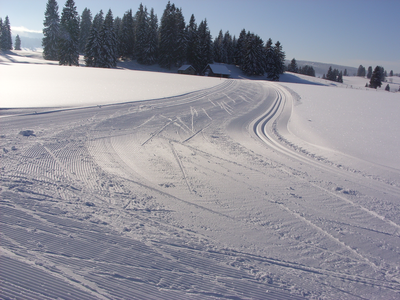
[{"xmin": 1, "ymin": 51, "xmax": 400, "ymax": 299}]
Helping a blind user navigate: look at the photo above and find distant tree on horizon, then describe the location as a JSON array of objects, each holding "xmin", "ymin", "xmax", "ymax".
[
  {"xmin": 357, "ymin": 65, "xmax": 366, "ymax": 77},
  {"xmin": 367, "ymin": 66, "xmax": 372, "ymax": 79},
  {"xmin": 1, "ymin": 16, "xmax": 13, "ymax": 51},
  {"xmin": 369, "ymin": 66, "xmax": 382, "ymax": 89},
  {"xmin": 58, "ymin": 0, "xmax": 80, "ymax": 66},
  {"xmin": 287, "ymin": 58, "xmax": 298, "ymax": 73},
  {"xmin": 298, "ymin": 65, "xmax": 315, "ymax": 77},
  {"xmin": 389, "ymin": 70, "xmax": 393, "ymax": 77},
  {"xmin": 42, "ymin": 0, "xmax": 60, "ymax": 60},
  {"xmin": 343, "ymin": 69, "xmax": 347, "ymax": 76},
  {"xmin": 14, "ymin": 35, "xmax": 21, "ymax": 50}
]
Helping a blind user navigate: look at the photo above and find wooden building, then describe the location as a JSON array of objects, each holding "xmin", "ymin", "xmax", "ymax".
[
  {"xmin": 203, "ymin": 64, "xmax": 231, "ymax": 78},
  {"xmin": 178, "ymin": 65, "xmax": 196, "ymax": 75}
]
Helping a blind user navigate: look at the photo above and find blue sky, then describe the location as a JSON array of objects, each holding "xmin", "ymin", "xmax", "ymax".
[{"xmin": 1, "ymin": 0, "xmax": 399, "ymax": 72}]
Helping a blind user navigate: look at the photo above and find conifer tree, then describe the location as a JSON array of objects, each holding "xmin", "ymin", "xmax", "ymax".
[
  {"xmin": 389, "ymin": 70, "xmax": 393, "ymax": 77},
  {"xmin": 274, "ymin": 41, "xmax": 285, "ymax": 74},
  {"xmin": 146, "ymin": 8, "xmax": 158, "ymax": 64},
  {"xmin": 98, "ymin": 9, "xmax": 117, "ymax": 68},
  {"xmin": 14, "ymin": 35, "xmax": 21, "ymax": 50},
  {"xmin": 158, "ymin": 1, "xmax": 177, "ymax": 68},
  {"xmin": 186, "ymin": 14, "xmax": 200, "ymax": 71},
  {"xmin": 234, "ymin": 29, "xmax": 247, "ymax": 66},
  {"xmin": 213, "ymin": 30, "xmax": 225, "ymax": 63},
  {"xmin": 58, "ymin": 0, "xmax": 79, "ymax": 66},
  {"xmin": 369, "ymin": 66, "xmax": 382, "ymax": 89},
  {"xmin": 135, "ymin": 4, "xmax": 149, "ymax": 64},
  {"xmin": 288, "ymin": 58, "xmax": 298, "ymax": 73},
  {"xmin": 265, "ymin": 42, "xmax": 279, "ymax": 81},
  {"xmin": 357, "ymin": 65, "xmax": 366, "ymax": 77},
  {"xmin": 223, "ymin": 31, "xmax": 234, "ymax": 64},
  {"xmin": 84, "ymin": 10, "xmax": 103, "ymax": 67},
  {"xmin": 119, "ymin": 9, "xmax": 135, "ymax": 60},
  {"xmin": 242, "ymin": 32, "xmax": 264, "ymax": 76},
  {"xmin": 42, "ymin": 0, "xmax": 60, "ymax": 60},
  {"xmin": 1, "ymin": 16, "xmax": 13, "ymax": 50},
  {"xmin": 385, "ymin": 84, "xmax": 390, "ymax": 91},
  {"xmin": 367, "ymin": 66, "xmax": 372, "ymax": 79},
  {"xmin": 344, "ymin": 69, "xmax": 348, "ymax": 76},
  {"xmin": 337, "ymin": 71, "xmax": 343, "ymax": 83},
  {"xmin": 78, "ymin": 8, "xmax": 92, "ymax": 54},
  {"xmin": 113, "ymin": 16, "xmax": 122, "ymax": 58},
  {"xmin": 173, "ymin": 7, "xmax": 186, "ymax": 67},
  {"xmin": 197, "ymin": 19, "xmax": 213, "ymax": 73}
]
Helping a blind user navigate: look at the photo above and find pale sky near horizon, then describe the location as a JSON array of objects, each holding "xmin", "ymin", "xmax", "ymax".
[{"xmin": 1, "ymin": 0, "xmax": 399, "ymax": 72}]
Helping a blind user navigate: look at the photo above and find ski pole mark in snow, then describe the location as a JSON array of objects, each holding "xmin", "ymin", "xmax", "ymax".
[
  {"xmin": 202, "ymin": 108, "xmax": 212, "ymax": 120},
  {"xmin": 141, "ymin": 120, "xmax": 172, "ymax": 146},
  {"xmin": 170, "ymin": 141, "xmax": 192, "ymax": 193}
]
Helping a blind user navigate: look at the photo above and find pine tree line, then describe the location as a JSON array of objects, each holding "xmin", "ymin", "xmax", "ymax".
[
  {"xmin": 287, "ymin": 58, "xmax": 315, "ymax": 77},
  {"xmin": 323, "ymin": 66, "xmax": 343, "ymax": 83},
  {"xmin": 41, "ymin": 0, "xmax": 286, "ymax": 79}
]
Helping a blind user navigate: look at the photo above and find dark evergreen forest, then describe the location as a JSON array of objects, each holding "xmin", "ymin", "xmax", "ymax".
[{"xmin": 41, "ymin": 0, "xmax": 285, "ymax": 79}]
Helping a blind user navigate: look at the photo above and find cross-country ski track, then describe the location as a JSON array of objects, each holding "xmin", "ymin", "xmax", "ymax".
[{"xmin": 1, "ymin": 79, "xmax": 400, "ymax": 299}]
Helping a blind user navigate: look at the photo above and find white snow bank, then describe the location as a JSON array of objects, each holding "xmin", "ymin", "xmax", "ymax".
[
  {"xmin": 284, "ymin": 82, "xmax": 400, "ymax": 169},
  {"xmin": 0, "ymin": 63, "xmax": 224, "ymax": 108}
]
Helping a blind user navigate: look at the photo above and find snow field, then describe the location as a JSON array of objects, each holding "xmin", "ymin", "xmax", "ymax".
[
  {"xmin": 1, "ymin": 51, "xmax": 400, "ymax": 299},
  {"xmin": 0, "ymin": 61, "xmax": 225, "ymax": 108}
]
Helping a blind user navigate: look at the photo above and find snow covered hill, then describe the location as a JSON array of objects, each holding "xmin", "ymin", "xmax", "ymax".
[{"xmin": 1, "ymin": 51, "xmax": 400, "ymax": 299}]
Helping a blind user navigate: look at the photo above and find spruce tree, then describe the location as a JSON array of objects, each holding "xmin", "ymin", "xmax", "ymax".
[
  {"xmin": 14, "ymin": 35, "xmax": 21, "ymax": 50},
  {"xmin": 119, "ymin": 10, "xmax": 135, "ymax": 60},
  {"xmin": 58, "ymin": 0, "xmax": 80, "ymax": 66},
  {"xmin": 1, "ymin": 16, "xmax": 13, "ymax": 51},
  {"xmin": 98, "ymin": 9, "xmax": 117, "ymax": 68},
  {"xmin": 385, "ymin": 84, "xmax": 390, "ymax": 91},
  {"xmin": 274, "ymin": 41, "xmax": 285, "ymax": 74},
  {"xmin": 158, "ymin": 2, "xmax": 180, "ymax": 68},
  {"xmin": 337, "ymin": 71, "xmax": 343, "ymax": 83},
  {"xmin": 234, "ymin": 29, "xmax": 247, "ymax": 67},
  {"xmin": 369, "ymin": 66, "xmax": 382, "ymax": 89},
  {"xmin": 186, "ymin": 14, "xmax": 200, "ymax": 71},
  {"xmin": 242, "ymin": 32, "xmax": 264, "ymax": 76},
  {"xmin": 288, "ymin": 58, "xmax": 298, "ymax": 73},
  {"xmin": 213, "ymin": 30, "xmax": 225, "ymax": 63},
  {"xmin": 265, "ymin": 42, "xmax": 279, "ymax": 81},
  {"xmin": 113, "ymin": 16, "xmax": 122, "ymax": 58},
  {"xmin": 146, "ymin": 8, "xmax": 158, "ymax": 64},
  {"xmin": 78, "ymin": 8, "xmax": 92, "ymax": 54},
  {"xmin": 84, "ymin": 10, "xmax": 103, "ymax": 67},
  {"xmin": 344, "ymin": 69, "xmax": 348, "ymax": 76},
  {"xmin": 223, "ymin": 31, "xmax": 234, "ymax": 64},
  {"xmin": 175, "ymin": 8, "xmax": 187, "ymax": 66},
  {"xmin": 42, "ymin": 0, "xmax": 60, "ymax": 60},
  {"xmin": 135, "ymin": 4, "xmax": 149, "ymax": 64},
  {"xmin": 197, "ymin": 19, "xmax": 213, "ymax": 73},
  {"xmin": 389, "ymin": 70, "xmax": 393, "ymax": 77},
  {"xmin": 357, "ymin": 65, "xmax": 366, "ymax": 77},
  {"xmin": 367, "ymin": 66, "xmax": 372, "ymax": 79}
]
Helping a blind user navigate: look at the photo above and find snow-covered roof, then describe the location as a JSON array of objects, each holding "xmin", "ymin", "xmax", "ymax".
[
  {"xmin": 206, "ymin": 64, "xmax": 230, "ymax": 75},
  {"xmin": 178, "ymin": 65, "xmax": 195, "ymax": 71}
]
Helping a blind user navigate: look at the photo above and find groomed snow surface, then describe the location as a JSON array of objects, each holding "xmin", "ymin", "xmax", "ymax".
[{"xmin": 1, "ymin": 51, "xmax": 400, "ymax": 299}]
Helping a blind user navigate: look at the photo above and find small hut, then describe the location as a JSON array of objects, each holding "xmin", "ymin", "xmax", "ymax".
[
  {"xmin": 203, "ymin": 64, "xmax": 231, "ymax": 78},
  {"xmin": 178, "ymin": 65, "xmax": 196, "ymax": 75}
]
